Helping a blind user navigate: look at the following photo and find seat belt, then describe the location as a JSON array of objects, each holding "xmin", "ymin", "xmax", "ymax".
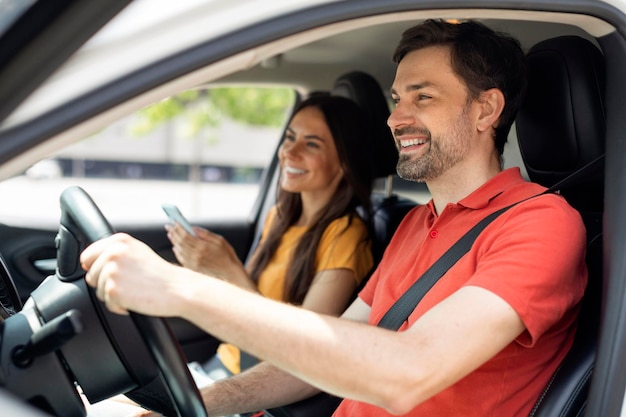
[
  {"xmin": 377, "ymin": 155, "xmax": 604, "ymax": 331},
  {"xmin": 376, "ymin": 200, "xmax": 529, "ymax": 329}
]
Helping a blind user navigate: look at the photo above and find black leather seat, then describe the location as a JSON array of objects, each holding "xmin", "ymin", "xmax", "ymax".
[
  {"xmin": 332, "ymin": 70, "xmax": 417, "ymax": 264},
  {"xmin": 515, "ymin": 35, "xmax": 606, "ymax": 417}
]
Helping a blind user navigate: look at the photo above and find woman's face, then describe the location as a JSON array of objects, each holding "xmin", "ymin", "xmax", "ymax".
[{"xmin": 278, "ymin": 106, "xmax": 344, "ymax": 200}]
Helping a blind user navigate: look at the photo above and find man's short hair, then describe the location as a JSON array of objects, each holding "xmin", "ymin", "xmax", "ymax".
[{"xmin": 393, "ymin": 19, "xmax": 527, "ymax": 155}]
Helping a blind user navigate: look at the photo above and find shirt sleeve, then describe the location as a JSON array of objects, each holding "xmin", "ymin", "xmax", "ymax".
[
  {"xmin": 315, "ymin": 214, "xmax": 373, "ymax": 285},
  {"xmin": 466, "ymin": 194, "xmax": 588, "ymax": 347}
]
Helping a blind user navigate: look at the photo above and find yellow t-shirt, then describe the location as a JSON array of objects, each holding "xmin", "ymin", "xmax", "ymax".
[{"xmin": 217, "ymin": 207, "xmax": 373, "ymax": 374}]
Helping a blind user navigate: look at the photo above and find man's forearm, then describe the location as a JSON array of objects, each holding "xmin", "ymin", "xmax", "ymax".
[{"xmin": 202, "ymin": 362, "xmax": 320, "ymax": 416}]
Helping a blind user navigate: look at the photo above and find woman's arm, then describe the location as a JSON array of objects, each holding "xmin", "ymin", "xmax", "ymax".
[
  {"xmin": 300, "ymin": 269, "xmax": 358, "ymax": 315},
  {"xmin": 166, "ymin": 223, "xmax": 257, "ymax": 292}
]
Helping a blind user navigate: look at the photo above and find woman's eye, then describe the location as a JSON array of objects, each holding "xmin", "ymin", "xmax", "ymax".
[{"xmin": 306, "ymin": 141, "xmax": 320, "ymax": 149}]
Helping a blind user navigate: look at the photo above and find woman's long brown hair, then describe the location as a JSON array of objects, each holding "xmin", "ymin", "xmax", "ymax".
[{"xmin": 247, "ymin": 95, "xmax": 377, "ymax": 304}]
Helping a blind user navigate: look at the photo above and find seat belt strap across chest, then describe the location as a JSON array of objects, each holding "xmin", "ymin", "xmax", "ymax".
[
  {"xmin": 376, "ymin": 201, "xmax": 521, "ymax": 330},
  {"xmin": 376, "ymin": 154, "xmax": 604, "ymax": 331}
]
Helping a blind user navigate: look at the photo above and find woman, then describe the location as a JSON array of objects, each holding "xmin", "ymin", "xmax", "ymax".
[
  {"xmin": 86, "ymin": 95, "xmax": 378, "ymax": 417},
  {"xmin": 166, "ymin": 94, "xmax": 378, "ymax": 379}
]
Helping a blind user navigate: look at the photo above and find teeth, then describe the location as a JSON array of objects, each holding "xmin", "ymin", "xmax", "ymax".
[
  {"xmin": 285, "ymin": 166, "xmax": 305, "ymax": 174},
  {"xmin": 400, "ymin": 138, "xmax": 427, "ymax": 148}
]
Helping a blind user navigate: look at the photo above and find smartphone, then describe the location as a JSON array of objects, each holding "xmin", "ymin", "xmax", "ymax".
[{"xmin": 161, "ymin": 204, "xmax": 196, "ymax": 236}]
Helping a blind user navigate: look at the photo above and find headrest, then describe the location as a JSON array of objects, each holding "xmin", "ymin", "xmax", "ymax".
[
  {"xmin": 332, "ymin": 71, "xmax": 398, "ymax": 178},
  {"xmin": 516, "ymin": 36, "xmax": 605, "ymax": 205}
]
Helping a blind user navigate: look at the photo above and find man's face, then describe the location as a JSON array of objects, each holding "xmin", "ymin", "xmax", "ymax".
[{"xmin": 388, "ymin": 45, "xmax": 475, "ymax": 183}]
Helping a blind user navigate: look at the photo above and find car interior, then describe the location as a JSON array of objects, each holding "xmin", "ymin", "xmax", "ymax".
[
  {"xmin": 0, "ymin": 2, "xmax": 624, "ymax": 417},
  {"xmin": 513, "ymin": 34, "xmax": 605, "ymax": 417},
  {"xmin": 265, "ymin": 31, "xmax": 607, "ymax": 417}
]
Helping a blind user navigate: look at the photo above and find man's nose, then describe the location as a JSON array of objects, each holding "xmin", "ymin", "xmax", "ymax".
[{"xmin": 387, "ymin": 101, "xmax": 413, "ymax": 131}]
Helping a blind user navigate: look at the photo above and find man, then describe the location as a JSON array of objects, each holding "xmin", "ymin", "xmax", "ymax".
[{"xmin": 82, "ymin": 19, "xmax": 587, "ymax": 416}]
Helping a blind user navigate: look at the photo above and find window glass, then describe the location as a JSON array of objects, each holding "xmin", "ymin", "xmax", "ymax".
[{"xmin": 0, "ymin": 86, "xmax": 296, "ymax": 225}]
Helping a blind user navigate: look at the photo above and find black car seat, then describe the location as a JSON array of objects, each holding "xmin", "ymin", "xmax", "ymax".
[
  {"xmin": 264, "ymin": 71, "xmax": 417, "ymax": 417},
  {"xmin": 515, "ymin": 35, "xmax": 606, "ymax": 417},
  {"xmin": 332, "ymin": 70, "xmax": 417, "ymax": 264}
]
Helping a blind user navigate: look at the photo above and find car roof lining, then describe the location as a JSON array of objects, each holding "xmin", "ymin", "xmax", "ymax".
[
  {"xmin": 3, "ymin": 8, "xmax": 612, "ymax": 128},
  {"xmin": 0, "ymin": 8, "xmax": 615, "ymax": 180}
]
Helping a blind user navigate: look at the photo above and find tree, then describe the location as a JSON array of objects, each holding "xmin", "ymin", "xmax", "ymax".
[{"xmin": 129, "ymin": 87, "xmax": 295, "ymax": 137}]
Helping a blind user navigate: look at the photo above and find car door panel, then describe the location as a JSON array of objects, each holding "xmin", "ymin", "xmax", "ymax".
[
  {"xmin": 0, "ymin": 221, "xmax": 255, "ymax": 295},
  {"xmin": 0, "ymin": 225, "xmax": 58, "ymax": 300},
  {"xmin": 0, "ymin": 218, "xmax": 257, "ymax": 363}
]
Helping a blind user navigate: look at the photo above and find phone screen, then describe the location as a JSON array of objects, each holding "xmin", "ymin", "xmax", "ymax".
[{"xmin": 162, "ymin": 204, "xmax": 196, "ymax": 236}]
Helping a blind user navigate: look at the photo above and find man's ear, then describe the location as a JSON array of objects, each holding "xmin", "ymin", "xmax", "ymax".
[{"xmin": 476, "ymin": 88, "xmax": 505, "ymax": 132}]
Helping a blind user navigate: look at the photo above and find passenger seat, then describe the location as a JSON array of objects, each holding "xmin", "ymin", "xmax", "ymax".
[{"xmin": 332, "ymin": 70, "xmax": 417, "ymax": 264}]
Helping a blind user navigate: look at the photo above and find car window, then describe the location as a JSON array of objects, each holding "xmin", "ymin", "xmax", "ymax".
[{"xmin": 0, "ymin": 86, "xmax": 296, "ymax": 226}]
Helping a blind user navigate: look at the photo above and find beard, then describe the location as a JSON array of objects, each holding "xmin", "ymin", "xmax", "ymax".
[{"xmin": 396, "ymin": 107, "xmax": 473, "ymax": 182}]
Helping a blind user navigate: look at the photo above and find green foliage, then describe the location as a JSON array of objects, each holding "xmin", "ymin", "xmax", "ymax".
[
  {"xmin": 209, "ymin": 87, "xmax": 296, "ymax": 126},
  {"xmin": 129, "ymin": 87, "xmax": 295, "ymax": 137}
]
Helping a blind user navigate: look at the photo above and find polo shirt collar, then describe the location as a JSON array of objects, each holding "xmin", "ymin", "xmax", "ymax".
[{"xmin": 426, "ymin": 167, "xmax": 525, "ymax": 214}]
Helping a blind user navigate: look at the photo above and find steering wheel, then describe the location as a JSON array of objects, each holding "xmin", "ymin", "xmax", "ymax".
[{"xmin": 58, "ymin": 185, "xmax": 207, "ymax": 417}]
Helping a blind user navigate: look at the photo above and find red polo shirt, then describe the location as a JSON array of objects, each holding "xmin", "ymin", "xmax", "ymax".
[{"xmin": 333, "ymin": 168, "xmax": 588, "ymax": 417}]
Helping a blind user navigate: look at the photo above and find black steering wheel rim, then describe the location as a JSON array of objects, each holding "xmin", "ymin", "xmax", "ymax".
[{"xmin": 59, "ymin": 185, "xmax": 207, "ymax": 417}]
